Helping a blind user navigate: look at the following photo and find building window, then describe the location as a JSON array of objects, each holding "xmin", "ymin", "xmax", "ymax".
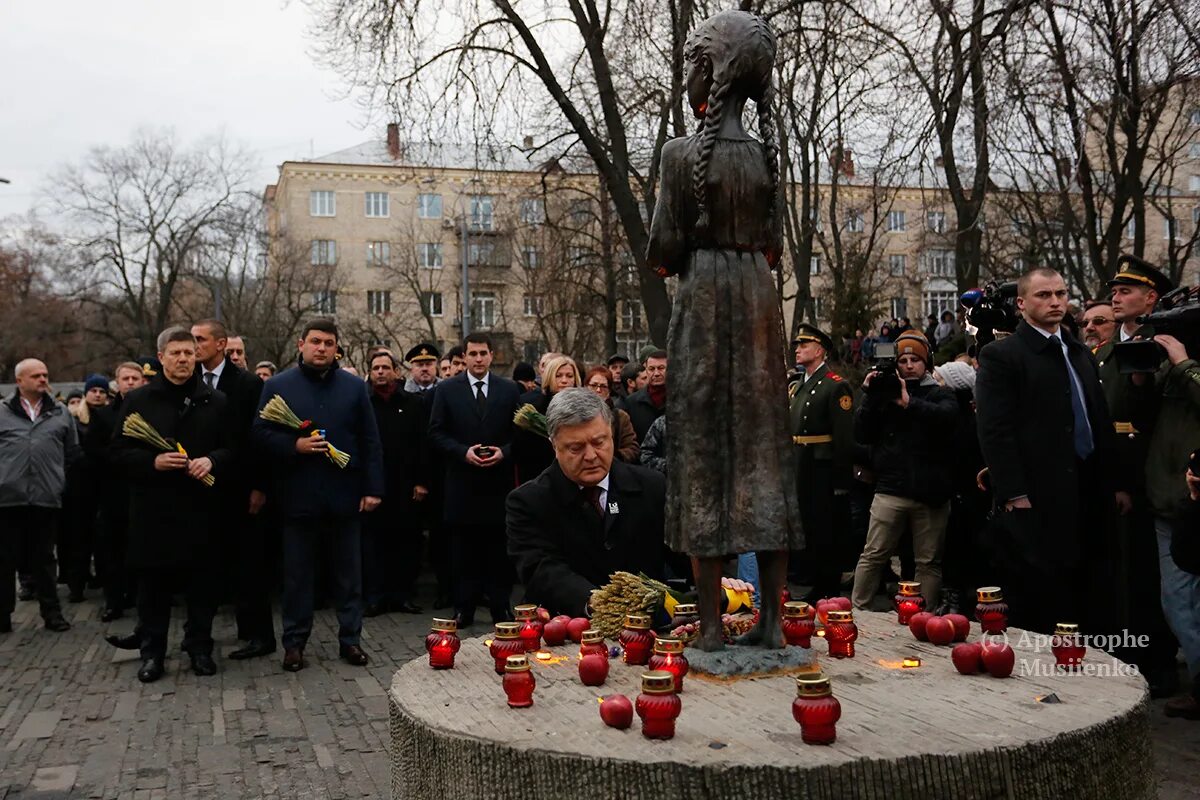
[
  {"xmin": 472, "ymin": 291, "xmax": 496, "ymax": 329},
  {"xmin": 523, "ymin": 340, "xmax": 547, "ymax": 364},
  {"xmin": 927, "ymin": 211, "xmax": 946, "ymax": 233},
  {"xmin": 887, "ymin": 210, "xmax": 906, "ymax": 232},
  {"xmin": 365, "ymin": 192, "xmax": 389, "ymax": 218},
  {"xmin": 523, "ymin": 295, "xmax": 544, "ymax": 317},
  {"xmin": 1126, "ymin": 219, "xmax": 1136, "ymax": 239},
  {"xmin": 421, "ymin": 291, "xmax": 444, "ymax": 317},
  {"xmin": 616, "ymin": 334, "xmax": 652, "ymax": 358},
  {"xmin": 923, "ymin": 290, "xmax": 957, "ymax": 318},
  {"xmin": 366, "ymin": 241, "xmax": 390, "ymax": 268},
  {"xmin": 519, "ymin": 198, "xmax": 545, "ymax": 225},
  {"xmin": 523, "ymin": 246, "xmax": 540, "ymax": 270},
  {"xmin": 417, "ymin": 243, "xmax": 443, "ymax": 269},
  {"xmin": 1190, "ymin": 109, "xmax": 1200, "ymax": 125},
  {"xmin": 1192, "ymin": 206, "xmax": 1200, "ymax": 227},
  {"xmin": 369, "ymin": 337, "xmax": 392, "ymax": 348},
  {"xmin": 469, "ymin": 195, "xmax": 495, "ymax": 231},
  {"xmin": 1190, "ymin": 175, "xmax": 1200, "ymax": 192},
  {"xmin": 810, "ymin": 256, "xmax": 821, "ymax": 275},
  {"xmin": 925, "ymin": 248, "xmax": 955, "ymax": 277},
  {"xmin": 313, "ymin": 290, "xmax": 337, "ymax": 314},
  {"xmin": 468, "ymin": 242, "xmax": 496, "ymax": 266},
  {"xmin": 621, "ymin": 299, "xmax": 643, "ymax": 331},
  {"xmin": 417, "ymin": 193, "xmax": 443, "ymax": 219},
  {"xmin": 310, "ymin": 240, "xmax": 337, "ymax": 266},
  {"xmin": 1013, "ymin": 257, "xmax": 1026, "ymax": 272},
  {"xmin": 569, "ymin": 199, "xmax": 591, "ymax": 224},
  {"xmin": 890, "ymin": 297, "xmax": 908, "ymax": 319},
  {"xmin": 809, "ymin": 207, "xmax": 822, "ymax": 232},
  {"xmin": 889, "ymin": 254, "xmax": 907, "ymax": 276},
  {"xmin": 309, "ymin": 190, "xmax": 335, "ymax": 217},
  {"xmin": 367, "ymin": 290, "xmax": 391, "ymax": 314},
  {"xmin": 1165, "ymin": 217, "xmax": 1180, "ymax": 240},
  {"xmin": 567, "ymin": 246, "xmax": 588, "ymax": 265},
  {"xmin": 846, "ymin": 209, "xmax": 864, "ymax": 233}
]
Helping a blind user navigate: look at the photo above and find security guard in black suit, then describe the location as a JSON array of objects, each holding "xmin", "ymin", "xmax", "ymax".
[
  {"xmin": 789, "ymin": 325, "xmax": 854, "ymax": 601},
  {"xmin": 1094, "ymin": 256, "xmax": 1179, "ymax": 696}
]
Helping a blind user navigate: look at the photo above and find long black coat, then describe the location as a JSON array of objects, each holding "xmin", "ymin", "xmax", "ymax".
[
  {"xmin": 206, "ymin": 360, "xmax": 264, "ymax": 490},
  {"xmin": 506, "ymin": 459, "xmax": 667, "ymax": 617},
  {"xmin": 109, "ymin": 376, "xmax": 233, "ymax": 569},
  {"xmin": 369, "ymin": 385, "xmax": 430, "ymax": 516},
  {"xmin": 428, "ymin": 371, "xmax": 521, "ymax": 527},
  {"xmin": 975, "ymin": 321, "xmax": 1119, "ymax": 570}
]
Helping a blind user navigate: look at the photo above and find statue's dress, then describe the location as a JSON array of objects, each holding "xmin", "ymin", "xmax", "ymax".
[{"xmin": 647, "ymin": 135, "xmax": 802, "ymax": 557}]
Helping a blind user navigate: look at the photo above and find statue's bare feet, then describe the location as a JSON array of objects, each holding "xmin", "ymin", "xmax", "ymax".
[
  {"xmin": 734, "ymin": 617, "xmax": 785, "ymax": 649},
  {"xmin": 695, "ymin": 628, "xmax": 725, "ymax": 652}
]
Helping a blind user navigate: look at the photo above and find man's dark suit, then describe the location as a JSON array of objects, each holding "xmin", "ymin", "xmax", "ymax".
[
  {"xmin": 205, "ymin": 360, "xmax": 274, "ymax": 647},
  {"xmin": 507, "ymin": 460, "xmax": 666, "ymax": 617},
  {"xmin": 975, "ymin": 321, "xmax": 1120, "ymax": 633},
  {"xmin": 428, "ymin": 370, "xmax": 521, "ymax": 623}
]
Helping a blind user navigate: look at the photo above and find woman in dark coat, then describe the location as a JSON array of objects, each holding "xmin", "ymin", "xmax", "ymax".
[
  {"xmin": 646, "ymin": 10, "xmax": 799, "ymax": 650},
  {"xmin": 512, "ymin": 356, "xmax": 580, "ymax": 484}
]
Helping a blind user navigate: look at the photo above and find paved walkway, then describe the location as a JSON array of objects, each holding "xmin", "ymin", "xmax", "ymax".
[{"xmin": 0, "ymin": 584, "xmax": 1197, "ymax": 799}]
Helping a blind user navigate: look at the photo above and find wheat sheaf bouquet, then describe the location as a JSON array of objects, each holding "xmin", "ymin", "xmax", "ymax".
[
  {"xmin": 121, "ymin": 413, "xmax": 215, "ymax": 487},
  {"xmin": 258, "ymin": 395, "xmax": 351, "ymax": 468}
]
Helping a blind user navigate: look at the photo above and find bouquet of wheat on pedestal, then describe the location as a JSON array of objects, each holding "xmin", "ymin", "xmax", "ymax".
[
  {"xmin": 122, "ymin": 413, "xmax": 216, "ymax": 487},
  {"xmin": 259, "ymin": 395, "xmax": 351, "ymax": 468}
]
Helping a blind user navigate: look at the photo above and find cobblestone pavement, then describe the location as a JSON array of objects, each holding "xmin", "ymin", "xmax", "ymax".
[{"xmin": 0, "ymin": 581, "xmax": 1197, "ymax": 799}]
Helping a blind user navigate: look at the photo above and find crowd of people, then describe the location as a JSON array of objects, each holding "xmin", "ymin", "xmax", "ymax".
[{"xmin": 0, "ymin": 262, "xmax": 1197, "ymax": 720}]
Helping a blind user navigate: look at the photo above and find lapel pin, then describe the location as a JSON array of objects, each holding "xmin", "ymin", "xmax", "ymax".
[{"xmin": 608, "ymin": 502, "xmax": 619, "ymax": 515}]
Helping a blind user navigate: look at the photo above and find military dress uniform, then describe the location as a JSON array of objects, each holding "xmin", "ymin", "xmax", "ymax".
[
  {"xmin": 789, "ymin": 326, "xmax": 855, "ymax": 601},
  {"xmin": 1095, "ymin": 258, "xmax": 1179, "ymax": 693}
]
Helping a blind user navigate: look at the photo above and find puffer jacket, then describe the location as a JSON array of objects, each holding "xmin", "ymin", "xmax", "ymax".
[{"xmin": 0, "ymin": 392, "xmax": 80, "ymax": 508}]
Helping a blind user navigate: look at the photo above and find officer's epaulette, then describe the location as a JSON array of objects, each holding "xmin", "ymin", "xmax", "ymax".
[{"xmin": 825, "ymin": 371, "xmax": 843, "ymax": 382}]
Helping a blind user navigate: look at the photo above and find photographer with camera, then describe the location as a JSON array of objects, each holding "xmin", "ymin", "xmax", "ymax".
[
  {"xmin": 975, "ymin": 268, "xmax": 1126, "ymax": 636},
  {"xmin": 1093, "ymin": 257, "xmax": 1181, "ymax": 698},
  {"xmin": 850, "ymin": 332, "xmax": 957, "ymax": 612}
]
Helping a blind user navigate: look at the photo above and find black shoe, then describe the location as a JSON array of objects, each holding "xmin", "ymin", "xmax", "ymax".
[
  {"xmin": 339, "ymin": 644, "xmax": 369, "ymax": 666},
  {"xmin": 44, "ymin": 615, "xmax": 71, "ymax": 632},
  {"xmin": 363, "ymin": 603, "xmax": 387, "ymax": 618},
  {"xmin": 0, "ymin": 617, "xmax": 11, "ymax": 633},
  {"xmin": 68, "ymin": 587, "xmax": 85, "ymax": 603},
  {"xmin": 282, "ymin": 648, "xmax": 305, "ymax": 672},
  {"xmin": 433, "ymin": 594, "xmax": 452, "ymax": 610},
  {"xmin": 17, "ymin": 586, "xmax": 34, "ymax": 602},
  {"xmin": 189, "ymin": 652, "xmax": 217, "ymax": 676},
  {"xmin": 101, "ymin": 607, "xmax": 123, "ymax": 622},
  {"xmin": 229, "ymin": 640, "xmax": 276, "ymax": 660},
  {"xmin": 453, "ymin": 611, "xmax": 474, "ymax": 628},
  {"xmin": 138, "ymin": 658, "xmax": 165, "ymax": 683},
  {"xmin": 394, "ymin": 601, "xmax": 424, "ymax": 615},
  {"xmin": 106, "ymin": 632, "xmax": 140, "ymax": 650}
]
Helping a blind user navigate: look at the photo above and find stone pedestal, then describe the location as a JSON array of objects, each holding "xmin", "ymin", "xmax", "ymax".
[{"xmin": 389, "ymin": 611, "xmax": 1153, "ymax": 799}]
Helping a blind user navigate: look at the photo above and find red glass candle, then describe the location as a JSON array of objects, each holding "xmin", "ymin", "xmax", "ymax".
[
  {"xmin": 514, "ymin": 604, "xmax": 543, "ymax": 652},
  {"xmin": 648, "ymin": 638, "xmax": 689, "ymax": 693},
  {"xmin": 792, "ymin": 673, "xmax": 841, "ymax": 745},
  {"xmin": 425, "ymin": 618, "xmax": 461, "ymax": 669},
  {"xmin": 782, "ymin": 601, "xmax": 816, "ymax": 647},
  {"xmin": 635, "ymin": 671, "xmax": 682, "ymax": 740},
  {"xmin": 1051, "ymin": 622, "xmax": 1086, "ymax": 670},
  {"xmin": 825, "ymin": 610, "xmax": 858, "ymax": 658},
  {"xmin": 489, "ymin": 622, "xmax": 526, "ymax": 675},
  {"xmin": 619, "ymin": 614, "xmax": 655, "ymax": 666},
  {"xmin": 502, "ymin": 654, "xmax": 536, "ymax": 708},
  {"xmin": 894, "ymin": 581, "xmax": 926, "ymax": 625},
  {"xmin": 975, "ymin": 586, "xmax": 1009, "ymax": 634},
  {"xmin": 671, "ymin": 603, "xmax": 699, "ymax": 644},
  {"xmin": 579, "ymin": 629, "xmax": 609, "ymax": 659}
]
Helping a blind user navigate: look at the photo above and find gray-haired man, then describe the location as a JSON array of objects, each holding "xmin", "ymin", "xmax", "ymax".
[{"xmin": 505, "ymin": 388, "xmax": 667, "ymax": 617}]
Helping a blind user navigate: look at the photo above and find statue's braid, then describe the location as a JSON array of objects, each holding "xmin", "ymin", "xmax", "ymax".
[{"xmin": 692, "ymin": 76, "xmax": 730, "ymax": 237}]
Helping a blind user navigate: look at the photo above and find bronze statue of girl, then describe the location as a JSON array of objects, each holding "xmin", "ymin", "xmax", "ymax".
[{"xmin": 647, "ymin": 10, "xmax": 801, "ymax": 651}]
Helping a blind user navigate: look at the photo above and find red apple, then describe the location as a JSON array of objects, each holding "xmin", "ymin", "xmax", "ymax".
[
  {"xmin": 951, "ymin": 642, "xmax": 984, "ymax": 675},
  {"xmin": 945, "ymin": 614, "xmax": 970, "ymax": 642},
  {"xmin": 567, "ymin": 617, "xmax": 591, "ymax": 643},
  {"xmin": 830, "ymin": 596, "xmax": 852, "ymax": 612},
  {"xmin": 535, "ymin": 607, "xmax": 551, "ymax": 623},
  {"xmin": 551, "ymin": 615, "xmax": 572, "ymax": 627},
  {"xmin": 578, "ymin": 653, "xmax": 609, "ymax": 686},
  {"xmin": 599, "ymin": 694, "xmax": 633, "ymax": 729},
  {"xmin": 925, "ymin": 616, "xmax": 956, "ymax": 646},
  {"xmin": 908, "ymin": 611, "xmax": 934, "ymax": 641},
  {"xmin": 542, "ymin": 619, "xmax": 567, "ymax": 646},
  {"xmin": 981, "ymin": 641, "xmax": 1015, "ymax": 678}
]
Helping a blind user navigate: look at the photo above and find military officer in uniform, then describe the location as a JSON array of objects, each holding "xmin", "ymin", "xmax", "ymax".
[
  {"xmin": 404, "ymin": 343, "xmax": 441, "ymax": 394},
  {"xmin": 789, "ymin": 324, "xmax": 855, "ymax": 602},
  {"xmin": 1094, "ymin": 256, "xmax": 1180, "ymax": 698}
]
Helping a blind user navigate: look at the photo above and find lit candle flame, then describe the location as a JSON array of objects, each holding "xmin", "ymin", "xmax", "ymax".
[
  {"xmin": 535, "ymin": 651, "xmax": 553, "ymax": 661},
  {"xmin": 483, "ymin": 639, "xmax": 494, "ymax": 647},
  {"xmin": 903, "ymin": 657, "xmax": 921, "ymax": 668}
]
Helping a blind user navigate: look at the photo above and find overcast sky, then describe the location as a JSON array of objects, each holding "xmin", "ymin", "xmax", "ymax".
[{"xmin": 1, "ymin": 0, "xmax": 371, "ymax": 220}]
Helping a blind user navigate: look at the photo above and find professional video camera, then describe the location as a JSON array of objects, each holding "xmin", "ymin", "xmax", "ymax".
[
  {"xmin": 1113, "ymin": 284, "xmax": 1200, "ymax": 373},
  {"xmin": 865, "ymin": 340, "xmax": 901, "ymax": 401},
  {"xmin": 960, "ymin": 281, "xmax": 1020, "ymax": 350}
]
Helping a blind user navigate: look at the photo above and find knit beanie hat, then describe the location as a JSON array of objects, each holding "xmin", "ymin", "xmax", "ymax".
[
  {"xmin": 894, "ymin": 332, "xmax": 931, "ymax": 367},
  {"xmin": 84, "ymin": 374, "xmax": 110, "ymax": 394},
  {"xmin": 934, "ymin": 361, "xmax": 976, "ymax": 392}
]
